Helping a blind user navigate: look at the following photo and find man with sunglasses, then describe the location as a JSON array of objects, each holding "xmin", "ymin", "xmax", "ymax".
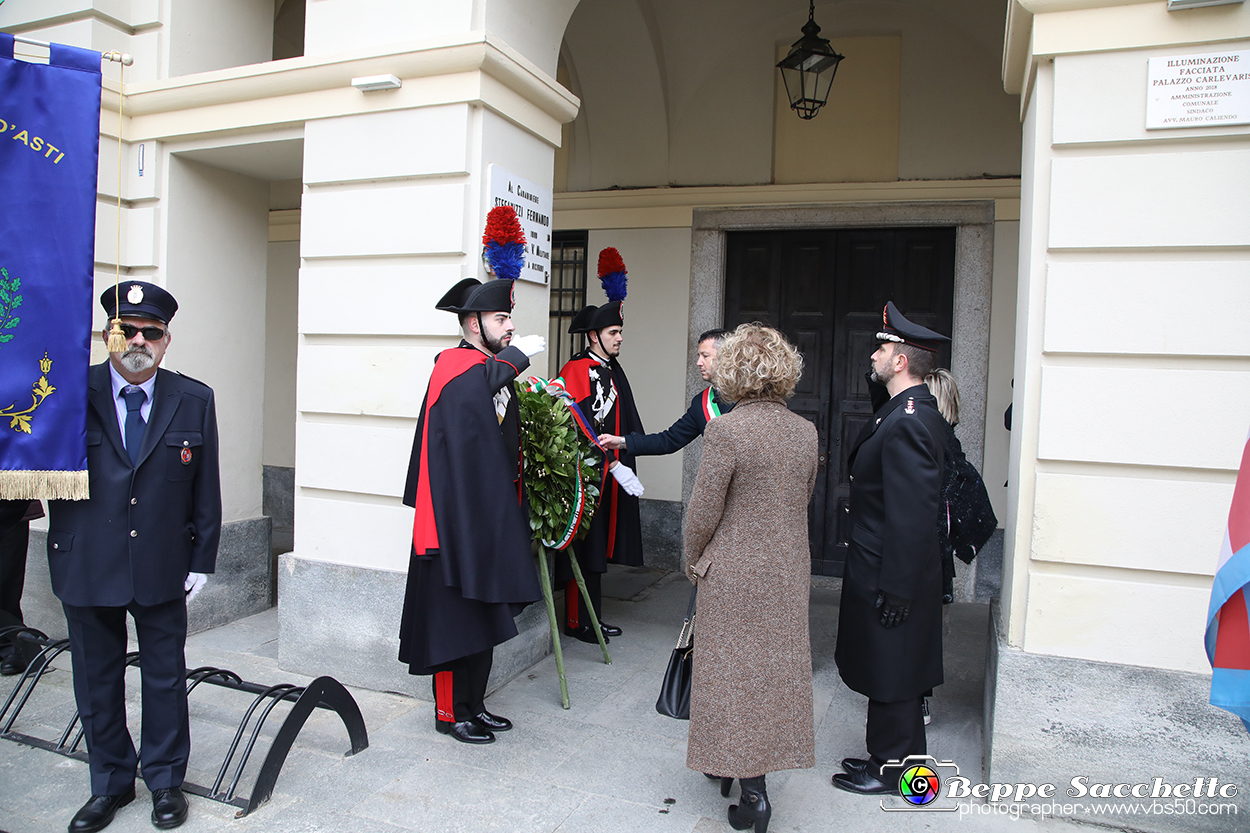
[{"xmin": 47, "ymin": 281, "xmax": 221, "ymax": 832}]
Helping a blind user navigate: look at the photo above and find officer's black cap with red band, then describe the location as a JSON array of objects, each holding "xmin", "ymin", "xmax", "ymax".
[{"xmin": 876, "ymin": 301, "xmax": 950, "ymax": 352}]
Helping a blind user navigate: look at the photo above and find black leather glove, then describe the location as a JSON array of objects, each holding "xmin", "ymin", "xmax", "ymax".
[{"xmin": 875, "ymin": 591, "xmax": 911, "ymax": 629}]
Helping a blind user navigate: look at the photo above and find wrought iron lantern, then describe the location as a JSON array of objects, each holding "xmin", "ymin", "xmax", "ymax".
[{"xmin": 776, "ymin": 1, "xmax": 845, "ymax": 120}]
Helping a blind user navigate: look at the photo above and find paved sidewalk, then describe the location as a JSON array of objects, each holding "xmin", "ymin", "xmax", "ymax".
[{"xmin": 2, "ymin": 570, "xmax": 1103, "ymax": 833}]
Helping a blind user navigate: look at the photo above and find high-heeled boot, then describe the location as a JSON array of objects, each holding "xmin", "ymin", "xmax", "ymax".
[
  {"xmin": 727, "ymin": 775, "xmax": 770, "ymax": 833},
  {"xmin": 703, "ymin": 774, "xmax": 734, "ymax": 797}
]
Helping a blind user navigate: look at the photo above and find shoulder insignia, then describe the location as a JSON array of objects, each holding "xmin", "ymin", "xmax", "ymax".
[{"xmin": 905, "ymin": 397, "xmax": 915, "ymax": 414}]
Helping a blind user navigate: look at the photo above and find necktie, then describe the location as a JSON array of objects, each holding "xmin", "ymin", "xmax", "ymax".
[{"xmin": 122, "ymin": 387, "xmax": 147, "ymax": 466}]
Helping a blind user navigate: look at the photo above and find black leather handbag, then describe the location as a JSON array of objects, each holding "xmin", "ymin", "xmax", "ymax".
[{"xmin": 655, "ymin": 586, "xmax": 697, "ymax": 719}]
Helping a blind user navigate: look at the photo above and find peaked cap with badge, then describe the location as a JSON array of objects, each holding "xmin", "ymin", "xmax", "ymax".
[
  {"xmin": 99, "ymin": 281, "xmax": 178, "ymax": 324},
  {"xmin": 876, "ymin": 301, "xmax": 950, "ymax": 352}
]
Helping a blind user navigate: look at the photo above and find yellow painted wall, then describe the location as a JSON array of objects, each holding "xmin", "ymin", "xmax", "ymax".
[{"xmin": 773, "ymin": 36, "xmax": 900, "ymax": 184}]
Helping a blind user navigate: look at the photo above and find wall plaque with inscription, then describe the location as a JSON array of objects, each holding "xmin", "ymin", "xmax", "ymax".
[
  {"xmin": 488, "ymin": 165, "xmax": 553, "ymax": 284},
  {"xmin": 1147, "ymin": 50, "xmax": 1250, "ymax": 129}
]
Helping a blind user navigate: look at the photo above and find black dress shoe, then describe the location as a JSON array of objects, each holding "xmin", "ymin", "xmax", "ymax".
[
  {"xmin": 840, "ymin": 757, "xmax": 870, "ymax": 775},
  {"xmin": 471, "ymin": 711, "xmax": 512, "ymax": 731},
  {"xmin": 702, "ymin": 773, "xmax": 734, "ymax": 796},
  {"xmin": 599, "ymin": 622, "xmax": 622, "ymax": 637},
  {"xmin": 563, "ymin": 625, "xmax": 606, "ymax": 644},
  {"xmin": 832, "ymin": 769, "xmax": 895, "ymax": 795},
  {"xmin": 435, "ymin": 719, "xmax": 495, "ymax": 744},
  {"xmin": 150, "ymin": 787, "xmax": 188, "ymax": 829},
  {"xmin": 69, "ymin": 788, "xmax": 135, "ymax": 833},
  {"xmin": 0, "ymin": 653, "xmax": 28, "ymax": 676}
]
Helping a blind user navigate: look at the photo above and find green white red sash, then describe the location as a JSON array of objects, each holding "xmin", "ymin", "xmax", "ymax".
[{"xmin": 701, "ymin": 387, "xmax": 722, "ymax": 422}]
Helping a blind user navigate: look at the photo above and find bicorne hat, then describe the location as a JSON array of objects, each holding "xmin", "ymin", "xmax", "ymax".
[
  {"xmin": 435, "ymin": 278, "xmax": 515, "ymax": 314},
  {"xmin": 436, "ymin": 206, "xmax": 526, "ymax": 314},
  {"xmin": 569, "ymin": 247, "xmax": 628, "ymax": 334}
]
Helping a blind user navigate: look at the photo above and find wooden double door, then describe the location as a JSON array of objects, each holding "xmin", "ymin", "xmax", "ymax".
[{"xmin": 723, "ymin": 227, "xmax": 955, "ymax": 576}]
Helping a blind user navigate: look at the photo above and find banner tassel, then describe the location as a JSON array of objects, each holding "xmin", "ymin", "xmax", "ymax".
[
  {"xmin": 106, "ymin": 319, "xmax": 126, "ymax": 352},
  {"xmin": 0, "ymin": 470, "xmax": 90, "ymax": 501}
]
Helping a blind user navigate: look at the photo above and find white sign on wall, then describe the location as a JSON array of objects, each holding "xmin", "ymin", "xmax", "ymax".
[
  {"xmin": 1147, "ymin": 50, "xmax": 1250, "ymax": 129},
  {"xmin": 488, "ymin": 164, "xmax": 553, "ymax": 284}
]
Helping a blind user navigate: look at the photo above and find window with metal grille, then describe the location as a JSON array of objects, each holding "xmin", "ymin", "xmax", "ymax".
[{"xmin": 548, "ymin": 230, "xmax": 588, "ymax": 377}]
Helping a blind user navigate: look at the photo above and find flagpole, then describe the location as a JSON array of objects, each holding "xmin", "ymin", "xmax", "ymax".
[{"xmin": 10, "ymin": 34, "xmax": 133, "ymax": 65}]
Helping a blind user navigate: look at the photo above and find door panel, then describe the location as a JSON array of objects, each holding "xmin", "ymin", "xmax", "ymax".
[{"xmin": 724, "ymin": 227, "xmax": 955, "ymax": 576}]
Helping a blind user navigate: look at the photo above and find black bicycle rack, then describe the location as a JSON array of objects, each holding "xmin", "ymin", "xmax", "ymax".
[{"xmin": 0, "ymin": 626, "xmax": 369, "ymax": 818}]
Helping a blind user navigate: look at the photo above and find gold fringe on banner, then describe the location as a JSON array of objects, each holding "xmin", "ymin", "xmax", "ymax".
[{"xmin": 0, "ymin": 470, "xmax": 90, "ymax": 501}]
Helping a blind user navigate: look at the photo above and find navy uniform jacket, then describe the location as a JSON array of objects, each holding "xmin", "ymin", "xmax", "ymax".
[
  {"xmin": 835, "ymin": 382, "xmax": 946, "ymax": 702},
  {"xmin": 624, "ymin": 386, "xmax": 733, "ymax": 457},
  {"xmin": 47, "ymin": 362, "xmax": 222, "ymax": 608}
]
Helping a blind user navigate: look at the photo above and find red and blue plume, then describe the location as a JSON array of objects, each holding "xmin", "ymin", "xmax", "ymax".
[
  {"xmin": 597, "ymin": 247, "xmax": 628, "ymax": 302},
  {"xmin": 482, "ymin": 206, "xmax": 526, "ymax": 281}
]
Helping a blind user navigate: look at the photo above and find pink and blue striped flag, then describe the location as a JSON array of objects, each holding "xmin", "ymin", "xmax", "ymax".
[{"xmin": 1207, "ymin": 428, "xmax": 1250, "ymax": 733}]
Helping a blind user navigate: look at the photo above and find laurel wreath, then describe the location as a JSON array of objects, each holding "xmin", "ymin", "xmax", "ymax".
[
  {"xmin": 517, "ymin": 382, "xmax": 612, "ymax": 707},
  {"xmin": 517, "ymin": 384, "xmax": 601, "ymax": 546}
]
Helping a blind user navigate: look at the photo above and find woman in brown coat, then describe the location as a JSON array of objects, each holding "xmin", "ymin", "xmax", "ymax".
[{"xmin": 684, "ymin": 323, "xmax": 818, "ymax": 833}]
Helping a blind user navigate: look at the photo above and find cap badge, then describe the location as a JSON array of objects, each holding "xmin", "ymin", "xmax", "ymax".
[
  {"xmin": 127, "ymin": 284, "xmax": 144, "ymax": 304},
  {"xmin": 905, "ymin": 397, "xmax": 915, "ymax": 414}
]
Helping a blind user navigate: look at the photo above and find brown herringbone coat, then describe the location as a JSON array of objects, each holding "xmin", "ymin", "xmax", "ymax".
[{"xmin": 684, "ymin": 398, "xmax": 818, "ymax": 778}]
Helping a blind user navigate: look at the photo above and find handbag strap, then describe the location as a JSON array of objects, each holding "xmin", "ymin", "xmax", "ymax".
[{"xmin": 675, "ymin": 586, "xmax": 697, "ymax": 649}]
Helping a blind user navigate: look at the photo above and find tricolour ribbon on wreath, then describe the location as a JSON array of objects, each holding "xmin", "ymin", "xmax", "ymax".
[
  {"xmin": 523, "ymin": 375, "xmax": 608, "ymax": 551},
  {"xmin": 517, "ymin": 376, "xmax": 613, "ymax": 708}
]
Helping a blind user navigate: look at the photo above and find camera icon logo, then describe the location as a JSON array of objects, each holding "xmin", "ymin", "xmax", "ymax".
[
  {"xmin": 900, "ymin": 763, "xmax": 942, "ymax": 805},
  {"xmin": 879, "ymin": 755, "xmax": 960, "ymax": 812}
]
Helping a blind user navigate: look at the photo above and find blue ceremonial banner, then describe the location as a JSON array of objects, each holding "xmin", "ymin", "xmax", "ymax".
[{"xmin": 0, "ymin": 33, "xmax": 101, "ymax": 499}]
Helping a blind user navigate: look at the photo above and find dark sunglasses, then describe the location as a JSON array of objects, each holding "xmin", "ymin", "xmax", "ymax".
[{"xmin": 118, "ymin": 324, "xmax": 167, "ymax": 341}]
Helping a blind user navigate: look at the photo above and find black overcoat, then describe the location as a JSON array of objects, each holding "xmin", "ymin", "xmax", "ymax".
[
  {"xmin": 557, "ymin": 350, "xmax": 644, "ymax": 569},
  {"xmin": 398, "ymin": 342, "xmax": 541, "ymax": 674},
  {"xmin": 46, "ymin": 362, "xmax": 222, "ymax": 607},
  {"xmin": 835, "ymin": 383, "xmax": 946, "ymax": 702}
]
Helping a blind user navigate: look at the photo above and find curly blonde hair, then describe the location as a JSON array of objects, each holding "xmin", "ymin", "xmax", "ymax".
[{"xmin": 713, "ymin": 323, "xmax": 804, "ymax": 402}]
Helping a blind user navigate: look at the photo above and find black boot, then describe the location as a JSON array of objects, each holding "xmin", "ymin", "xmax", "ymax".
[
  {"xmin": 728, "ymin": 775, "xmax": 770, "ymax": 833},
  {"xmin": 705, "ymin": 773, "xmax": 734, "ymax": 797}
]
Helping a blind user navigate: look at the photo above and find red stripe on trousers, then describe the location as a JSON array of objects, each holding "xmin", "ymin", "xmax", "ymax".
[{"xmin": 434, "ymin": 670, "xmax": 456, "ymax": 722}]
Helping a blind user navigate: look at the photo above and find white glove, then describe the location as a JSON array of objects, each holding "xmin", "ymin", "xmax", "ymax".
[
  {"xmin": 184, "ymin": 572, "xmax": 208, "ymax": 603},
  {"xmin": 511, "ymin": 334, "xmax": 546, "ymax": 357},
  {"xmin": 610, "ymin": 462, "xmax": 645, "ymax": 497}
]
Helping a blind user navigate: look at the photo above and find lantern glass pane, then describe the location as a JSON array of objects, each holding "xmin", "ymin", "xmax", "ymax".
[
  {"xmin": 814, "ymin": 66, "xmax": 836, "ymax": 105},
  {"xmin": 779, "ymin": 65, "xmax": 801, "ymax": 108}
]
